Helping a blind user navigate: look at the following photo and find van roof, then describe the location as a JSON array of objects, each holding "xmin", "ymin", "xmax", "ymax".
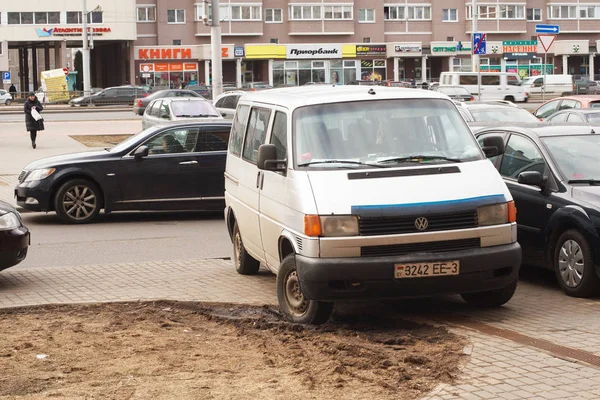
[{"xmin": 238, "ymin": 85, "xmax": 448, "ymax": 109}]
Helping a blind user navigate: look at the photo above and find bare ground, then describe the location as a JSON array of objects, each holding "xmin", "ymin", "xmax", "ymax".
[
  {"xmin": 0, "ymin": 301, "xmax": 468, "ymax": 400},
  {"xmin": 69, "ymin": 134, "xmax": 133, "ymax": 148}
]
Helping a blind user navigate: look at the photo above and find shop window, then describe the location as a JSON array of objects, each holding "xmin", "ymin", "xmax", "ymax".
[
  {"xmin": 289, "ymin": 5, "xmax": 321, "ymax": 20},
  {"xmin": 384, "ymin": 6, "xmax": 405, "ymax": 20},
  {"xmin": 526, "ymin": 8, "xmax": 541, "ymax": 21},
  {"xmin": 167, "ymin": 9, "xmax": 186, "ymax": 24},
  {"xmin": 231, "ymin": 5, "xmax": 261, "ymax": 21},
  {"xmin": 408, "ymin": 6, "xmax": 431, "ymax": 20},
  {"xmin": 358, "ymin": 8, "xmax": 375, "ymax": 23},
  {"xmin": 137, "ymin": 6, "xmax": 157, "ymax": 22},
  {"xmin": 265, "ymin": 8, "xmax": 282, "ymax": 23},
  {"xmin": 442, "ymin": 8, "xmax": 458, "ymax": 21},
  {"xmin": 323, "ymin": 5, "xmax": 352, "ymax": 20}
]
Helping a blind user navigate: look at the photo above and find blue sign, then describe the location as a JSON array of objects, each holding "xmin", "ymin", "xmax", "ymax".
[
  {"xmin": 473, "ymin": 33, "xmax": 487, "ymax": 55},
  {"xmin": 234, "ymin": 46, "xmax": 245, "ymax": 57},
  {"xmin": 65, "ymin": 76, "xmax": 70, "ymax": 82},
  {"xmin": 536, "ymin": 24, "xmax": 560, "ymax": 34},
  {"xmin": 1, "ymin": 71, "xmax": 10, "ymax": 81}
]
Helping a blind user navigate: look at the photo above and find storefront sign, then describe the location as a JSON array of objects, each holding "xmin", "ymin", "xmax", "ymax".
[
  {"xmin": 139, "ymin": 63, "xmax": 198, "ymax": 73},
  {"xmin": 138, "ymin": 48, "xmax": 193, "ymax": 60},
  {"xmin": 36, "ymin": 27, "xmax": 112, "ymax": 37},
  {"xmin": 504, "ymin": 52, "xmax": 537, "ymax": 60},
  {"xmin": 394, "ymin": 45, "xmax": 422, "ymax": 53},
  {"xmin": 502, "ymin": 41, "xmax": 537, "ymax": 53},
  {"xmin": 356, "ymin": 45, "xmax": 387, "ymax": 56},
  {"xmin": 286, "ymin": 44, "xmax": 342, "ymax": 59},
  {"xmin": 234, "ymin": 46, "xmax": 245, "ymax": 57}
]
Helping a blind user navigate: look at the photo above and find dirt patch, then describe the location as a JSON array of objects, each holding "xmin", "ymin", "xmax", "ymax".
[
  {"xmin": 0, "ymin": 301, "xmax": 467, "ymax": 399},
  {"xmin": 69, "ymin": 134, "xmax": 133, "ymax": 148}
]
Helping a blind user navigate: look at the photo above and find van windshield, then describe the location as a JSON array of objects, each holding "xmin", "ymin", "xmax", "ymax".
[{"xmin": 293, "ymin": 99, "xmax": 483, "ymax": 168}]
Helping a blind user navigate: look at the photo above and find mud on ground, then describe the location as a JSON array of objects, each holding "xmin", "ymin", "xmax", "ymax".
[
  {"xmin": 69, "ymin": 134, "xmax": 133, "ymax": 148},
  {"xmin": 0, "ymin": 301, "xmax": 468, "ymax": 399}
]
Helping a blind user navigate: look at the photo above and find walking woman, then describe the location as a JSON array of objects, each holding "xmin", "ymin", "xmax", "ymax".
[{"xmin": 24, "ymin": 92, "xmax": 44, "ymax": 149}]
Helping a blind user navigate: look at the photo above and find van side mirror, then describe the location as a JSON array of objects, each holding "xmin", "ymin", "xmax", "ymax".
[
  {"xmin": 257, "ymin": 144, "xmax": 286, "ymax": 172},
  {"xmin": 481, "ymin": 136, "xmax": 505, "ymax": 158},
  {"xmin": 518, "ymin": 171, "xmax": 546, "ymax": 188},
  {"xmin": 134, "ymin": 145, "xmax": 149, "ymax": 160}
]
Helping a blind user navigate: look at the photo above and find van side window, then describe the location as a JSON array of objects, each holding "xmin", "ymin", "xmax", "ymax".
[
  {"xmin": 270, "ymin": 111, "xmax": 288, "ymax": 160},
  {"xmin": 229, "ymin": 104, "xmax": 249, "ymax": 156},
  {"xmin": 481, "ymin": 75, "xmax": 500, "ymax": 85},
  {"xmin": 459, "ymin": 75, "xmax": 477, "ymax": 85},
  {"xmin": 507, "ymin": 75, "xmax": 520, "ymax": 86},
  {"xmin": 242, "ymin": 108, "xmax": 272, "ymax": 163}
]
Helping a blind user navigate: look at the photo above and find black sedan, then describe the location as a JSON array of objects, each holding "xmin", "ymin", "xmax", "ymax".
[
  {"xmin": 474, "ymin": 124, "xmax": 600, "ymax": 297},
  {"xmin": 0, "ymin": 200, "xmax": 29, "ymax": 271},
  {"xmin": 133, "ymin": 89, "xmax": 202, "ymax": 115},
  {"xmin": 15, "ymin": 121, "xmax": 232, "ymax": 224}
]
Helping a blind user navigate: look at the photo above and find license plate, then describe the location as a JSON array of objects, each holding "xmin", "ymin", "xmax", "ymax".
[{"xmin": 395, "ymin": 261, "xmax": 460, "ymax": 279}]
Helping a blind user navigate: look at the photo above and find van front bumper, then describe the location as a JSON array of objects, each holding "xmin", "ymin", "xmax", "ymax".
[{"xmin": 295, "ymin": 242, "xmax": 521, "ymax": 301}]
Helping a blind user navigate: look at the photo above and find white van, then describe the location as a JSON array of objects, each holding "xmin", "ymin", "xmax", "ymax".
[
  {"xmin": 521, "ymin": 74, "xmax": 575, "ymax": 97},
  {"xmin": 224, "ymin": 86, "xmax": 522, "ymax": 324},
  {"xmin": 439, "ymin": 72, "xmax": 528, "ymax": 102}
]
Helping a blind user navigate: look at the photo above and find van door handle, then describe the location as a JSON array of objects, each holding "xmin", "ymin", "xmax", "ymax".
[
  {"xmin": 256, "ymin": 171, "xmax": 262, "ymax": 188},
  {"xmin": 179, "ymin": 161, "xmax": 198, "ymax": 165}
]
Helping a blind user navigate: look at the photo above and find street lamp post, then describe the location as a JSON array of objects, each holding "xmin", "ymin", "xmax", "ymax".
[
  {"xmin": 82, "ymin": 0, "xmax": 91, "ymax": 99},
  {"xmin": 210, "ymin": 0, "xmax": 223, "ymax": 99}
]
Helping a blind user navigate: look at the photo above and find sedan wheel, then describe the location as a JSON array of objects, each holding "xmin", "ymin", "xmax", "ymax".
[
  {"xmin": 554, "ymin": 229, "xmax": 600, "ymax": 297},
  {"xmin": 558, "ymin": 239, "xmax": 584, "ymax": 288},
  {"xmin": 5, "ymin": 99, "xmax": 12, "ymax": 106},
  {"xmin": 54, "ymin": 179, "xmax": 101, "ymax": 224}
]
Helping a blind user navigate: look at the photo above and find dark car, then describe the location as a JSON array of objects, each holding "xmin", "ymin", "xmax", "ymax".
[
  {"xmin": 473, "ymin": 124, "xmax": 600, "ymax": 297},
  {"xmin": 133, "ymin": 89, "xmax": 202, "ymax": 115},
  {"xmin": 70, "ymin": 85, "xmax": 149, "ymax": 106},
  {"xmin": 186, "ymin": 84, "xmax": 212, "ymax": 99},
  {"xmin": 15, "ymin": 121, "xmax": 232, "ymax": 224},
  {"xmin": 0, "ymin": 200, "xmax": 29, "ymax": 271}
]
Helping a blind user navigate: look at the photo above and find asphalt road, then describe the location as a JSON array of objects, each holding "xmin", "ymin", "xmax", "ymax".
[{"xmin": 0, "ymin": 110, "xmax": 140, "ymax": 123}]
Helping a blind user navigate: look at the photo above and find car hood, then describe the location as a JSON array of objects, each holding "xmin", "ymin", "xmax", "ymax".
[
  {"xmin": 306, "ymin": 159, "xmax": 512, "ymax": 215},
  {"xmin": 0, "ymin": 200, "xmax": 18, "ymax": 216},
  {"xmin": 22, "ymin": 150, "xmax": 110, "ymax": 171},
  {"xmin": 571, "ymin": 185, "xmax": 600, "ymax": 209}
]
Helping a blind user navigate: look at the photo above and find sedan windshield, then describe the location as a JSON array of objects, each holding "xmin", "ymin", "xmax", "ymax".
[
  {"xmin": 293, "ymin": 98, "xmax": 483, "ymax": 168},
  {"xmin": 542, "ymin": 135, "xmax": 600, "ymax": 181},
  {"xmin": 470, "ymin": 108, "xmax": 539, "ymax": 123},
  {"xmin": 171, "ymin": 101, "xmax": 220, "ymax": 117}
]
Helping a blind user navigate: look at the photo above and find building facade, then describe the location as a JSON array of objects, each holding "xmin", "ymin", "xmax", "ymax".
[{"xmin": 2, "ymin": 0, "xmax": 600, "ymax": 91}]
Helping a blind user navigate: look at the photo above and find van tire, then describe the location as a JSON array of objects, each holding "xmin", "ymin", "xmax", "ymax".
[
  {"xmin": 504, "ymin": 96, "xmax": 515, "ymax": 103},
  {"xmin": 277, "ymin": 255, "xmax": 334, "ymax": 325},
  {"xmin": 232, "ymin": 222, "xmax": 260, "ymax": 275},
  {"xmin": 460, "ymin": 278, "xmax": 517, "ymax": 307}
]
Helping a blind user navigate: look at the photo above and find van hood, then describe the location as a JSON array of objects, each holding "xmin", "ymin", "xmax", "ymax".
[{"xmin": 306, "ymin": 160, "xmax": 511, "ymax": 216}]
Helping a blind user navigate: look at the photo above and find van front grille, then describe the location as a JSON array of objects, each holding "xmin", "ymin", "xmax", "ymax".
[
  {"xmin": 358, "ymin": 211, "xmax": 478, "ymax": 236},
  {"xmin": 360, "ymin": 238, "xmax": 481, "ymax": 257}
]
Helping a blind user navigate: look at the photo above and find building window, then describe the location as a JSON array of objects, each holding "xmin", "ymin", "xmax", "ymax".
[
  {"xmin": 323, "ymin": 5, "xmax": 352, "ymax": 20},
  {"xmin": 199, "ymin": 5, "xmax": 230, "ymax": 22},
  {"xmin": 167, "ymin": 9, "xmax": 186, "ymax": 23},
  {"xmin": 579, "ymin": 6, "xmax": 600, "ymax": 19},
  {"xmin": 270, "ymin": 38, "xmax": 279, "ymax": 44},
  {"xmin": 265, "ymin": 8, "xmax": 282, "ymax": 22},
  {"xmin": 499, "ymin": 5, "xmax": 525, "ymax": 19},
  {"xmin": 467, "ymin": 5, "xmax": 524, "ymax": 20},
  {"xmin": 66, "ymin": 11, "xmax": 103, "ymax": 24},
  {"xmin": 137, "ymin": 6, "xmax": 156, "ymax": 22},
  {"xmin": 33, "ymin": 12, "xmax": 61, "ymax": 24},
  {"xmin": 8, "ymin": 12, "xmax": 34, "ymax": 25},
  {"xmin": 230, "ymin": 5, "xmax": 261, "ymax": 21},
  {"xmin": 408, "ymin": 6, "xmax": 431, "ymax": 20},
  {"xmin": 447, "ymin": 36, "xmax": 454, "ymax": 41},
  {"xmin": 173, "ymin": 39, "xmax": 182, "ymax": 45},
  {"xmin": 548, "ymin": 5, "xmax": 577, "ymax": 19},
  {"xmin": 363, "ymin": 37, "xmax": 371, "ymax": 43},
  {"xmin": 384, "ymin": 5, "xmax": 405, "ymax": 20},
  {"xmin": 526, "ymin": 8, "xmax": 542, "ymax": 21},
  {"xmin": 442, "ymin": 8, "xmax": 458, "ymax": 21},
  {"xmin": 358, "ymin": 8, "xmax": 375, "ymax": 22},
  {"xmin": 289, "ymin": 5, "xmax": 321, "ymax": 20}
]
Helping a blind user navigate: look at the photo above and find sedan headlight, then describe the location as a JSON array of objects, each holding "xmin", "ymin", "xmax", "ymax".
[
  {"xmin": 24, "ymin": 168, "xmax": 56, "ymax": 182},
  {"xmin": 477, "ymin": 201, "xmax": 517, "ymax": 226},
  {"xmin": 0, "ymin": 212, "xmax": 20, "ymax": 231},
  {"xmin": 304, "ymin": 215, "xmax": 359, "ymax": 237}
]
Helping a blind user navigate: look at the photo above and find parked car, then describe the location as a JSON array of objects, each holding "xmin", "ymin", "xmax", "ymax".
[
  {"xmin": 532, "ymin": 95, "xmax": 600, "ymax": 120},
  {"xmin": 521, "ymin": 75, "xmax": 576, "ymax": 98},
  {"xmin": 474, "ymin": 124, "xmax": 600, "ymax": 297},
  {"xmin": 241, "ymin": 82, "xmax": 273, "ymax": 91},
  {"xmin": 0, "ymin": 90, "xmax": 13, "ymax": 105},
  {"xmin": 434, "ymin": 86, "xmax": 475, "ymax": 102},
  {"xmin": 142, "ymin": 98, "xmax": 223, "ymax": 129},
  {"xmin": 133, "ymin": 89, "xmax": 202, "ymax": 115},
  {"xmin": 587, "ymin": 81, "xmax": 600, "ymax": 94},
  {"xmin": 0, "ymin": 200, "xmax": 29, "ymax": 271},
  {"xmin": 456, "ymin": 102, "xmax": 539, "ymax": 123},
  {"xmin": 439, "ymin": 72, "xmax": 528, "ymax": 102},
  {"xmin": 70, "ymin": 85, "xmax": 149, "ymax": 106},
  {"xmin": 545, "ymin": 109, "xmax": 600, "ymax": 126},
  {"xmin": 213, "ymin": 90, "xmax": 245, "ymax": 119},
  {"xmin": 15, "ymin": 121, "xmax": 233, "ymax": 224},
  {"xmin": 186, "ymin": 84, "xmax": 212, "ymax": 99},
  {"xmin": 379, "ymin": 80, "xmax": 412, "ymax": 88},
  {"xmin": 225, "ymin": 85, "xmax": 521, "ymax": 324}
]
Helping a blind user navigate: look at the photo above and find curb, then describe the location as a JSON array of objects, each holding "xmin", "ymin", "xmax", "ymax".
[{"xmin": 0, "ymin": 106, "xmax": 133, "ymax": 115}]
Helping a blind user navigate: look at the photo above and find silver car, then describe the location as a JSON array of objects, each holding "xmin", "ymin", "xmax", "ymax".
[
  {"xmin": 142, "ymin": 97, "xmax": 223, "ymax": 129},
  {"xmin": 213, "ymin": 90, "xmax": 245, "ymax": 119},
  {"xmin": 0, "ymin": 90, "xmax": 13, "ymax": 106}
]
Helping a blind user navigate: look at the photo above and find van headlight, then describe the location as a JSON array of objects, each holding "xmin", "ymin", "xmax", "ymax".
[
  {"xmin": 477, "ymin": 201, "xmax": 517, "ymax": 226},
  {"xmin": 24, "ymin": 168, "xmax": 56, "ymax": 182},
  {"xmin": 0, "ymin": 212, "xmax": 20, "ymax": 231},
  {"xmin": 304, "ymin": 215, "xmax": 359, "ymax": 237}
]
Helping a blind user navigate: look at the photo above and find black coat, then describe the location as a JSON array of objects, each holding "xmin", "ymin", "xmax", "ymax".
[{"xmin": 24, "ymin": 98, "xmax": 44, "ymax": 132}]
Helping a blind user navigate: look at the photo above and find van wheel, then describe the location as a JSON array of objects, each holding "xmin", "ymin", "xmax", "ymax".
[
  {"xmin": 554, "ymin": 230, "xmax": 599, "ymax": 298},
  {"xmin": 460, "ymin": 278, "xmax": 517, "ymax": 307},
  {"xmin": 232, "ymin": 222, "xmax": 260, "ymax": 275},
  {"xmin": 277, "ymin": 255, "xmax": 333, "ymax": 325},
  {"xmin": 504, "ymin": 96, "xmax": 515, "ymax": 103}
]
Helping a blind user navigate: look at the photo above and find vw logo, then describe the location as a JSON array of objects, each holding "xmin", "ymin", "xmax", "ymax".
[{"xmin": 415, "ymin": 217, "xmax": 429, "ymax": 231}]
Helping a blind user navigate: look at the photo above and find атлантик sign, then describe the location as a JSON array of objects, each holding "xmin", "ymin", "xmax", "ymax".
[
  {"xmin": 286, "ymin": 44, "xmax": 342, "ymax": 59},
  {"xmin": 36, "ymin": 27, "xmax": 112, "ymax": 37}
]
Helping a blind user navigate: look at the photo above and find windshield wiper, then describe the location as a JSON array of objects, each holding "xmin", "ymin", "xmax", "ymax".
[
  {"xmin": 177, "ymin": 114, "xmax": 218, "ymax": 118},
  {"xmin": 568, "ymin": 179, "xmax": 600, "ymax": 185},
  {"xmin": 377, "ymin": 155, "xmax": 463, "ymax": 164},
  {"xmin": 298, "ymin": 160, "xmax": 386, "ymax": 168}
]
